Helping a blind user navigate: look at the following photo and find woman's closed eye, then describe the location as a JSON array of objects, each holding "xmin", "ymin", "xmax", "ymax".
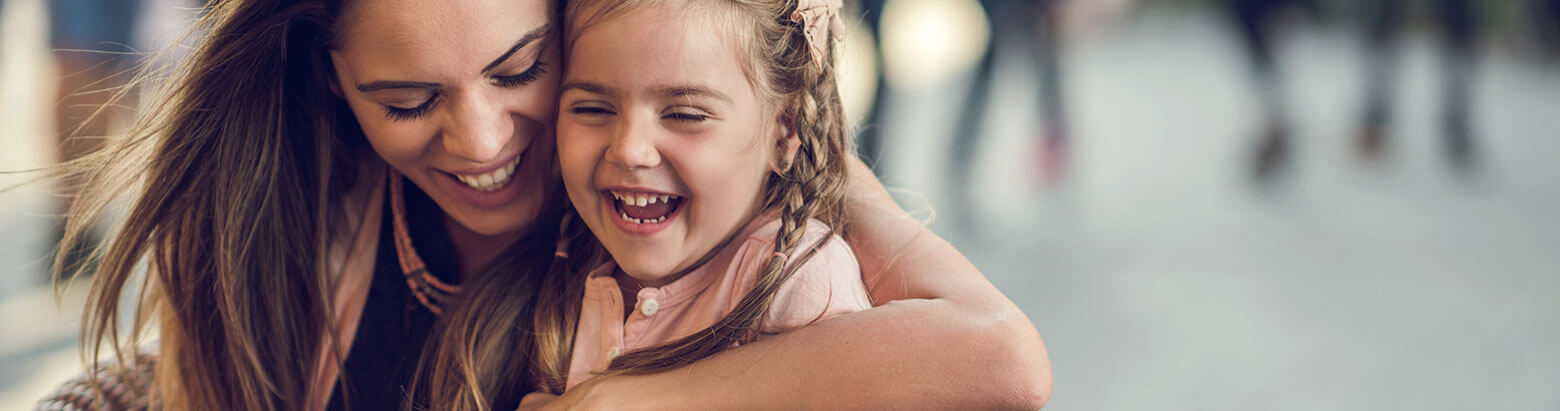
[
  {"xmin": 379, "ymin": 58, "xmax": 548, "ymax": 122},
  {"xmin": 493, "ymin": 59, "xmax": 548, "ymax": 88},
  {"xmin": 384, "ymin": 94, "xmax": 441, "ymax": 121}
]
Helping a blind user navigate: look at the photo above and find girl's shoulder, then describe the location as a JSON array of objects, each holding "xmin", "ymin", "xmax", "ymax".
[
  {"xmin": 739, "ymin": 217, "xmax": 843, "ymax": 256},
  {"xmin": 730, "ymin": 217, "xmax": 870, "ymax": 332}
]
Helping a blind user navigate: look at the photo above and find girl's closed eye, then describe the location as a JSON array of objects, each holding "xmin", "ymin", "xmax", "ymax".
[
  {"xmin": 567, "ymin": 102, "xmax": 618, "ymax": 127},
  {"xmin": 570, "ymin": 105, "xmax": 615, "ymax": 116},
  {"xmin": 663, "ymin": 109, "xmax": 712, "ymax": 123}
]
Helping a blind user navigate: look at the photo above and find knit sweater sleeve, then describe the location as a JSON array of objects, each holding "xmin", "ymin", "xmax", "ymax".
[{"xmin": 34, "ymin": 352, "xmax": 157, "ymax": 411}]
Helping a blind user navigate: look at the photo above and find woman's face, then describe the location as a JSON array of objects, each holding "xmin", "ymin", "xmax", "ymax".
[{"xmin": 330, "ymin": 0, "xmax": 559, "ymax": 237}]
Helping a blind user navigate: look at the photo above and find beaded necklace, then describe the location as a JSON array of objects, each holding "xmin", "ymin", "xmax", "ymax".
[{"xmin": 389, "ymin": 173, "xmax": 461, "ymax": 314}]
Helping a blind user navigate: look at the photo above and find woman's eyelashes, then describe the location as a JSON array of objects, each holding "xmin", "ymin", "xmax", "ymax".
[
  {"xmin": 494, "ymin": 60, "xmax": 548, "ymax": 88},
  {"xmin": 384, "ymin": 95, "xmax": 440, "ymax": 121},
  {"xmin": 380, "ymin": 59, "xmax": 549, "ymax": 122}
]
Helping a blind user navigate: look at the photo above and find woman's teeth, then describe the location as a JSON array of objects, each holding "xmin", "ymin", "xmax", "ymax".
[{"xmin": 455, "ymin": 157, "xmax": 520, "ymax": 192}]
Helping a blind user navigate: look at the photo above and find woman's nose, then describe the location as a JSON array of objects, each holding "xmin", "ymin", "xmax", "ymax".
[{"xmin": 442, "ymin": 90, "xmax": 514, "ymax": 164}]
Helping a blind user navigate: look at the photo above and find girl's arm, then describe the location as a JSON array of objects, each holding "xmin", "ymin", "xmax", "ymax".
[{"xmin": 547, "ymin": 157, "xmax": 1052, "ymax": 409}]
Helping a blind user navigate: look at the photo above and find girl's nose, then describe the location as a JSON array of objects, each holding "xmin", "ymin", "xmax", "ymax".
[
  {"xmin": 605, "ymin": 112, "xmax": 661, "ymax": 170},
  {"xmin": 442, "ymin": 90, "xmax": 513, "ymax": 164}
]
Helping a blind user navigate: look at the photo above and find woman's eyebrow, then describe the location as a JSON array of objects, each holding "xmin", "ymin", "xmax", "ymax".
[
  {"xmin": 482, "ymin": 24, "xmax": 552, "ymax": 74},
  {"xmin": 357, "ymin": 80, "xmax": 439, "ymax": 93}
]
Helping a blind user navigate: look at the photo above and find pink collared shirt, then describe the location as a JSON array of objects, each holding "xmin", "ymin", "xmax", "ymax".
[{"xmin": 565, "ymin": 217, "xmax": 871, "ymax": 391}]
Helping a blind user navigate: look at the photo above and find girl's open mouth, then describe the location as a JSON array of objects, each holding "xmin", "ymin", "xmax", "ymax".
[{"xmin": 607, "ymin": 190, "xmax": 685, "ymax": 224}]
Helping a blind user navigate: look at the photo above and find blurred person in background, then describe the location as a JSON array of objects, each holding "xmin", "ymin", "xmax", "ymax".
[
  {"xmin": 1541, "ymin": 0, "xmax": 1560, "ymax": 59},
  {"xmin": 1355, "ymin": 0, "xmax": 1480, "ymax": 170},
  {"xmin": 46, "ymin": 0, "xmax": 145, "ymax": 280},
  {"xmin": 949, "ymin": 0, "xmax": 1071, "ymax": 190},
  {"xmin": 1227, "ymin": 0, "xmax": 1315, "ymax": 181}
]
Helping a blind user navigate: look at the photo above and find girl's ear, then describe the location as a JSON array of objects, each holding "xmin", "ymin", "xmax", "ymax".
[{"xmin": 772, "ymin": 100, "xmax": 802, "ymax": 174}]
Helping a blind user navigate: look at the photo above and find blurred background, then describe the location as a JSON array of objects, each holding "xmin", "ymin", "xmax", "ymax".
[{"xmin": 3, "ymin": 0, "xmax": 1559, "ymax": 408}]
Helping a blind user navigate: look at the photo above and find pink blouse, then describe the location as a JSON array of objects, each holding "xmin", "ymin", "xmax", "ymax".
[{"xmin": 565, "ymin": 217, "xmax": 871, "ymax": 391}]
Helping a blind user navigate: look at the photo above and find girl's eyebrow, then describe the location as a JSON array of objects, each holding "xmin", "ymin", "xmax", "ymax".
[
  {"xmin": 559, "ymin": 82, "xmax": 732, "ymax": 105},
  {"xmin": 560, "ymin": 81, "xmax": 617, "ymax": 96},
  {"xmin": 482, "ymin": 24, "xmax": 552, "ymax": 74},
  {"xmin": 653, "ymin": 85, "xmax": 731, "ymax": 104}
]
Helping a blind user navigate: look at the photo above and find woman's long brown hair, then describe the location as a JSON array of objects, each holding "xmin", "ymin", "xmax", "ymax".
[
  {"xmin": 62, "ymin": 0, "xmax": 579, "ymax": 408},
  {"xmin": 60, "ymin": 0, "xmax": 364, "ymax": 408},
  {"xmin": 526, "ymin": 0, "xmax": 854, "ymax": 393}
]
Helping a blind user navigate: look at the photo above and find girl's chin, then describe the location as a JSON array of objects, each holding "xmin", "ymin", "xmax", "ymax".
[{"xmin": 613, "ymin": 253, "xmax": 702, "ymax": 284}]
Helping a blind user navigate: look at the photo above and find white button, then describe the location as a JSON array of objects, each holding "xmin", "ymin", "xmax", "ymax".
[
  {"xmin": 607, "ymin": 346, "xmax": 621, "ymax": 359},
  {"xmin": 640, "ymin": 298, "xmax": 660, "ymax": 316}
]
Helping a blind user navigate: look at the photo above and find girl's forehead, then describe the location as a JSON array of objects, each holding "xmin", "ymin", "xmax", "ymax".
[{"xmin": 566, "ymin": 5, "xmax": 756, "ymax": 94}]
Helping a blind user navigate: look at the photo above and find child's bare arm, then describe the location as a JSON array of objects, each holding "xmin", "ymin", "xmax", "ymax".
[{"xmin": 542, "ymin": 157, "xmax": 1052, "ymax": 409}]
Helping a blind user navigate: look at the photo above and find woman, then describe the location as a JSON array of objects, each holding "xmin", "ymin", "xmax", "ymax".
[{"xmin": 40, "ymin": 0, "xmax": 1052, "ymax": 409}]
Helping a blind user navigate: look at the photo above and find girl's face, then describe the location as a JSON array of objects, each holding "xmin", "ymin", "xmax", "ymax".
[
  {"xmin": 330, "ymin": 0, "xmax": 559, "ymax": 237},
  {"xmin": 558, "ymin": 6, "xmax": 789, "ymax": 284}
]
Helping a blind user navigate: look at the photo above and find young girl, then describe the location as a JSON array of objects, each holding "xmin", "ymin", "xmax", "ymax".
[{"xmin": 530, "ymin": 0, "xmax": 868, "ymax": 396}]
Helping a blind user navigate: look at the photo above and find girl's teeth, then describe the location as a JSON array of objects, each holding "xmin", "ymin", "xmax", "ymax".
[{"xmin": 617, "ymin": 210, "xmax": 667, "ymax": 224}]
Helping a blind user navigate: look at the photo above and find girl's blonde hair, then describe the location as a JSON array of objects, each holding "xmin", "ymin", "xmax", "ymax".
[{"xmin": 528, "ymin": 0, "xmax": 853, "ymax": 393}]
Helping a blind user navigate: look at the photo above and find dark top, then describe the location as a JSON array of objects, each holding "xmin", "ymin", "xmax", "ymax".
[{"xmin": 326, "ymin": 180, "xmax": 466, "ymax": 410}]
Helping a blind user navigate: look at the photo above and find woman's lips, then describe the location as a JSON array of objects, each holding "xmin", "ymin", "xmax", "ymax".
[
  {"xmin": 435, "ymin": 154, "xmax": 528, "ymax": 209},
  {"xmin": 450, "ymin": 156, "xmax": 522, "ymax": 192}
]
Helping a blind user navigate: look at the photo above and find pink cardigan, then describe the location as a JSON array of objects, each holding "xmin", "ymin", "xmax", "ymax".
[{"xmin": 565, "ymin": 217, "xmax": 871, "ymax": 391}]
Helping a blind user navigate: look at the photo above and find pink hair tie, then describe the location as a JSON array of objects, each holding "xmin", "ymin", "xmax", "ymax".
[
  {"xmin": 791, "ymin": 0, "xmax": 845, "ymax": 73},
  {"xmin": 772, "ymin": 251, "xmax": 789, "ymax": 264}
]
